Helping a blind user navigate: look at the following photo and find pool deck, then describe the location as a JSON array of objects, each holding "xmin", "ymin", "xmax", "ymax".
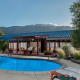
[{"xmin": 0, "ymin": 54, "xmax": 80, "ymax": 80}]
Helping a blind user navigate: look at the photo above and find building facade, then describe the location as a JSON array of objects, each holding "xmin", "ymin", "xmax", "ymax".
[{"xmin": 0, "ymin": 30, "xmax": 74, "ymax": 55}]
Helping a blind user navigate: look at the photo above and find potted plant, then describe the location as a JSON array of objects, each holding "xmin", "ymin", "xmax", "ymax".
[
  {"xmin": 44, "ymin": 50, "xmax": 49, "ymax": 55},
  {"xmin": 50, "ymin": 51, "xmax": 53, "ymax": 55}
]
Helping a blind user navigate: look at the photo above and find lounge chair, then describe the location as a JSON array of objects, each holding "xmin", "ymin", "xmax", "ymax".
[
  {"xmin": 27, "ymin": 47, "xmax": 33, "ymax": 51},
  {"xmin": 34, "ymin": 47, "xmax": 40, "ymax": 53},
  {"xmin": 27, "ymin": 47, "xmax": 33, "ymax": 53},
  {"xmin": 51, "ymin": 67, "xmax": 80, "ymax": 80}
]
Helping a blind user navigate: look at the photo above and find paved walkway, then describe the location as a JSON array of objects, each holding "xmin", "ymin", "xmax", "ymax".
[{"xmin": 0, "ymin": 54, "xmax": 80, "ymax": 80}]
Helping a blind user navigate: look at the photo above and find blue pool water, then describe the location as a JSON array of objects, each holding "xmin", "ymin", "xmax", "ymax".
[{"xmin": 0, "ymin": 57, "xmax": 62, "ymax": 71}]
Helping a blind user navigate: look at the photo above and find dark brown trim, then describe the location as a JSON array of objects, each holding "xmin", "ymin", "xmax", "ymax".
[
  {"xmin": 37, "ymin": 39, "xmax": 39, "ymax": 55},
  {"xmin": 46, "ymin": 37, "xmax": 71, "ymax": 40},
  {"xmin": 13, "ymin": 34, "xmax": 49, "ymax": 39},
  {"xmin": 49, "ymin": 41, "xmax": 50, "ymax": 51},
  {"xmin": 16, "ymin": 39, "xmax": 18, "ymax": 54}
]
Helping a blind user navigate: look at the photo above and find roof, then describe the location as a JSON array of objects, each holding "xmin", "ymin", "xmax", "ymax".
[
  {"xmin": 13, "ymin": 34, "xmax": 49, "ymax": 39},
  {"xmin": 0, "ymin": 30, "xmax": 74, "ymax": 41}
]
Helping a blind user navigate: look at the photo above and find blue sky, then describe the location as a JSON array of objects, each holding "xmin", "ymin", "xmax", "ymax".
[{"xmin": 0, "ymin": 0, "xmax": 76, "ymax": 27}]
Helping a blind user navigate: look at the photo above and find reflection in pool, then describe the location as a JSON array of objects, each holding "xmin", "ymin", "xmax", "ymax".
[{"xmin": 0, "ymin": 57, "xmax": 62, "ymax": 72}]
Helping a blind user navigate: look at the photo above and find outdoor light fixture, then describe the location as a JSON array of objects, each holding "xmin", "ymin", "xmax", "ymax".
[{"xmin": 32, "ymin": 39, "xmax": 34, "ymax": 41}]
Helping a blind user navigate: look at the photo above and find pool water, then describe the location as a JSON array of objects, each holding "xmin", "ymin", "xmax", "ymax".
[{"xmin": 0, "ymin": 57, "xmax": 62, "ymax": 71}]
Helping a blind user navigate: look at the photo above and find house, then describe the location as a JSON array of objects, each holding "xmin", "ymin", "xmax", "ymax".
[{"xmin": 0, "ymin": 30, "xmax": 74, "ymax": 55}]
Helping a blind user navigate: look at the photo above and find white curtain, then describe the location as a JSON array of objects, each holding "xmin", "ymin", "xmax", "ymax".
[
  {"xmin": 14, "ymin": 43, "xmax": 17, "ymax": 49},
  {"xmin": 50, "ymin": 42, "xmax": 54, "ymax": 48},
  {"xmin": 47, "ymin": 42, "xmax": 49, "ymax": 48},
  {"xmin": 21, "ymin": 42, "xmax": 27, "ymax": 48},
  {"xmin": 9, "ymin": 43, "xmax": 13, "ymax": 49},
  {"xmin": 56, "ymin": 42, "xmax": 59, "ymax": 48}
]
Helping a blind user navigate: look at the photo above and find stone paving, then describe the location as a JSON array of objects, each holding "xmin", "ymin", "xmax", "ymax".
[{"xmin": 0, "ymin": 54, "xmax": 80, "ymax": 80}]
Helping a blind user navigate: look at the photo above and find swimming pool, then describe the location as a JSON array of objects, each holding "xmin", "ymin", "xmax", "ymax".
[{"xmin": 0, "ymin": 57, "xmax": 62, "ymax": 72}]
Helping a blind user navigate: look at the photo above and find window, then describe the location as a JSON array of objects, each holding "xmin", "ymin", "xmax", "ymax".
[
  {"xmin": 60, "ymin": 42, "xmax": 72, "ymax": 47},
  {"xmin": 47, "ymin": 42, "xmax": 49, "ymax": 48},
  {"xmin": 56, "ymin": 42, "xmax": 59, "ymax": 48},
  {"xmin": 9, "ymin": 43, "xmax": 13, "ymax": 49},
  {"xmin": 21, "ymin": 42, "xmax": 27, "ymax": 48},
  {"xmin": 60, "ymin": 42, "xmax": 66, "ymax": 48},
  {"xmin": 67, "ymin": 43, "xmax": 72, "ymax": 47},
  {"xmin": 14, "ymin": 43, "xmax": 17, "ymax": 49},
  {"xmin": 50, "ymin": 42, "xmax": 54, "ymax": 48}
]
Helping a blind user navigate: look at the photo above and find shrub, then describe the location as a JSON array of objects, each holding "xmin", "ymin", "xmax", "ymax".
[
  {"xmin": 44, "ymin": 50, "xmax": 53, "ymax": 55},
  {"xmin": 73, "ymin": 52, "xmax": 80, "ymax": 60},
  {"xmin": 56, "ymin": 48, "xmax": 65, "ymax": 58},
  {"xmin": 68, "ymin": 47, "xmax": 80, "ymax": 59},
  {"xmin": 0, "ymin": 40, "xmax": 9, "ymax": 52},
  {"xmin": 68, "ymin": 47, "xmax": 75, "ymax": 55},
  {"xmin": 62, "ymin": 45, "xmax": 69, "ymax": 56}
]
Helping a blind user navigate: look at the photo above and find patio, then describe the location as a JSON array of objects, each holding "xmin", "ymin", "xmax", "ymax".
[{"xmin": 0, "ymin": 54, "xmax": 80, "ymax": 80}]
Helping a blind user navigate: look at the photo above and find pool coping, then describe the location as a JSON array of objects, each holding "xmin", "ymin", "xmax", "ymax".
[{"xmin": 0, "ymin": 54, "xmax": 67, "ymax": 74}]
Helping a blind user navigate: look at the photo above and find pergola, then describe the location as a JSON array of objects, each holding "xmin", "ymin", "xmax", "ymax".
[{"xmin": 13, "ymin": 34, "xmax": 49, "ymax": 55}]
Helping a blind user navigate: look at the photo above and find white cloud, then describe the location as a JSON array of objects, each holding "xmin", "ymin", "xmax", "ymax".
[{"xmin": 48, "ymin": 23, "xmax": 62, "ymax": 26}]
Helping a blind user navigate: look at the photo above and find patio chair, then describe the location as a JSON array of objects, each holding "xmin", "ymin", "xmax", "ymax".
[
  {"xmin": 28, "ymin": 47, "xmax": 33, "ymax": 51},
  {"xmin": 51, "ymin": 67, "xmax": 80, "ymax": 80},
  {"xmin": 34, "ymin": 47, "xmax": 40, "ymax": 53},
  {"xmin": 27, "ymin": 47, "xmax": 33, "ymax": 53}
]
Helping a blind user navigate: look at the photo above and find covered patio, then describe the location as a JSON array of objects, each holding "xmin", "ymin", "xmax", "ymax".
[{"xmin": 10, "ymin": 34, "xmax": 49, "ymax": 55}]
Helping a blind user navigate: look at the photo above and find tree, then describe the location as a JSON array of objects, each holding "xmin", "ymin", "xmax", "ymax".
[
  {"xmin": 0, "ymin": 28, "xmax": 9, "ymax": 52},
  {"xmin": 70, "ymin": 0, "xmax": 80, "ymax": 49},
  {"xmin": 0, "ymin": 29, "xmax": 4, "ymax": 37}
]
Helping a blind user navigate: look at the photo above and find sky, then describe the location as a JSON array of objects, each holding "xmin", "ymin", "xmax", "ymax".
[{"xmin": 0, "ymin": 0, "xmax": 77, "ymax": 27}]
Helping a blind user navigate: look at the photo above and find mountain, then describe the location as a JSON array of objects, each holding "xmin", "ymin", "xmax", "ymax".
[{"xmin": 0, "ymin": 24, "xmax": 74, "ymax": 35}]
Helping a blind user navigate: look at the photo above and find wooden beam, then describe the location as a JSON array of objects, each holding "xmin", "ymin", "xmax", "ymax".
[
  {"xmin": 49, "ymin": 41, "xmax": 50, "ymax": 51},
  {"xmin": 37, "ymin": 39, "xmax": 39, "ymax": 55},
  {"xmin": 44, "ymin": 41, "xmax": 47, "ymax": 51},
  {"xmin": 54, "ymin": 42, "xmax": 56, "ymax": 50},
  {"xmin": 8, "ymin": 43, "xmax": 9, "ymax": 50},
  {"xmin": 13, "ymin": 42, "xmax": 14, "ymax": 50},
  {"xmin": 59, "ymin": 41, "xmax": 60, "ymax": 47},
  {"xmin": 46, "ymin": 37, "xmax": 71, "ymax": 40},
  {"xmin": 16, "ymin": 39, "xmax": 18, "ymax": 54},
  {"xmin": 13, "ymin": 34, "xmax": 49, "ymax": 39},
  {"xmin": 13, "ymin": 37, "xmax": 46, "ymax": 39}
]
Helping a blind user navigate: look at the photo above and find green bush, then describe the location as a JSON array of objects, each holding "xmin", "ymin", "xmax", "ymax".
[
  {"xmin": 44, "ymin": 50, "xmax": 49, "ymax": 53},
  {"xmin": 73, "ymin": 52, "xmax": 80, "ymax": 60},
  {"xmin": 0, "ymin": 40, "xmax": 9, "ymax": 53},
  {"xmin": 62, "ymin": 45, "xmax": 69, "ymax": 56},
  {"xmin": 44, "ymin": 50, "xmax": 53, "ymax": 55}
]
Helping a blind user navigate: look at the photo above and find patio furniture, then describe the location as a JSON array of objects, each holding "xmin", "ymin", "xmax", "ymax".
[
  {"xmin": 23, "ymin": 50, "xmax": 27, "ymax": 55},
  {"xmin": 57, "ymin": 75, "xmax": 76, "ymax": 80},
  {"xmin": 30, "ymin": 51, "xmax": 32, "ymax": 54},
  {"xmin": 34, "ymin": 47, "xmax": 40, "ymax": 53},
  {"xmin": 51, "ymin": 67, "xmax": 80, "ymax": 80},
  {"xmin": 51, "ymin": 71, "xmax": 76, "ymax": 80},
  {"xmin": 27, "ymin": 47, "xmax": 33, "ymax": 53},
  {"xmin": 8, "ymin": 50, "xmax": 13, "ymax": 53}
]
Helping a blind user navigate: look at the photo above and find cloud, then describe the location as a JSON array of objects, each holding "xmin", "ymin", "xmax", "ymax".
[{"xmin": 48, "ymin": 23, "xmax": 62, "ymax": 26}]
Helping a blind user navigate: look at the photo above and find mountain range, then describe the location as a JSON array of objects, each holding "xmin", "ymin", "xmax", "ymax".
[{"xmin": 0, "ymin": 24, "xmax": 74, "ymax": 35}]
